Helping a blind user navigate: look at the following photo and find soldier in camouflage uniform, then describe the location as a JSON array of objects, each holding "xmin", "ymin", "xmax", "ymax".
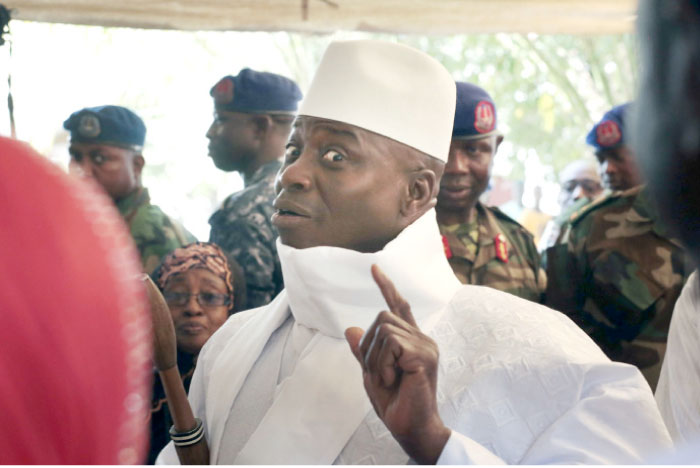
[
  {"xmin": 206, "ymin": 69, "xmax": 302, "ymax": 309},
  {"xmin": 64, "ymin": 105, "xmax": 196, "ymax": 274},
  {"xmin": 436, "ymin": 82, "xmax": 546, "ymax": 303},
  {"xmin": 545, "ymin": 104, "xmax": 691, "ymax": 390},
  {"xmin": 543, "ymin": 104, "xmax": 644, "ymax": 261}
]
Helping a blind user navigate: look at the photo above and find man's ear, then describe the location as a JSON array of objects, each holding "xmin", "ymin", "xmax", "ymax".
[
  {"xmin": 400, "ymin": 168, "xmax": 438, "ymax": 222},
  {"xmin": 489, "ymin": 135, "xmax": 504, "ymax": 171},
  {"xmin": 495, "ymin": 134, "xmax": 504, "ymax": 150},
  {"xmin": 132, "ymin": 153, "xmax": 145, "ymax": 178}
]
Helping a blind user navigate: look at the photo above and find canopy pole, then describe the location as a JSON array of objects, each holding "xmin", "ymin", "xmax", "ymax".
[{"xmin": 1, "ymin": 4, "xmax": 15, "ymax": 139}]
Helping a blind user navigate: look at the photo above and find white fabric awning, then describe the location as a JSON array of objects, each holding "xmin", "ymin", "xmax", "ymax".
[{"xmin": 4, "ymin": 0, "xmax": 637, "ymax": 34}]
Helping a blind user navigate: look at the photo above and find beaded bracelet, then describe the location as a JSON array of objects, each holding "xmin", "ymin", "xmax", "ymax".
[{"xmin": 169, "ymin": 418, "xmax": 204, "ymax": 447}]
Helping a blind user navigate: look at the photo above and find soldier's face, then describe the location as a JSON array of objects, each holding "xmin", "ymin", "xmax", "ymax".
[
  {"xmin": 596, "ymin": 145, "xmax": 643, "ymax": 191},
  {"xmin": 272, "ymin": 117, "xmax": 410, "ymax": 252},
  {"xmin": 162, "ymin": 268, "xmax": 230, "ymax": 355},
  {"xmin": 206, "ymin": 109, "xmax": 258, "ymax": 172},
  {"xmin": 437, "ymin": 135, "xmax": 502, "ymax": 213},
  {"xmin": 68, "ymin": 142, "xmax": 143, "ymax": 201}
]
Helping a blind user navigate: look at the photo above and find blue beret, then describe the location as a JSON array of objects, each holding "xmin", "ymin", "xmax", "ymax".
[
  {"xmin": 210, "ymin": 68, "xmax": 302, "ymax": 114},
  {"xmin": 586, "ymin": 103, "xmax": 630, "ymax": 151},
  {"xmin": 63, "ymin": 105, "xmax": 146, "ymax": 149},
  {"xmin": 452, "ymin": 81, "xmax": 498, "ymax": 139}
]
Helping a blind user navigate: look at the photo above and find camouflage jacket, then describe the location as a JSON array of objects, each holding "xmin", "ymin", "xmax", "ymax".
[
  {"xmin": 551, "ymin": 190, "xmax": 612, "ymax": 249},
  {"xmin": 117, "ymin": 187, "xmax": 197, "ymax": 274},
  {"xmin": 209, "ymin": 160, "xmax": 282, "ymax": 310},
  {"xmin": 545, "ymin": 185, "xmax": 692, "ymax": 389},
  {"xmin": 439, "ymin": 202, "xmax": 547, "ymax": 303},
  {"xmin": 539, "ymin": 196, "xmax": 595, "ymax": 255},
  {"xmin": 539, "ymin": 192, "xmax": 612, "ymax": 268}
]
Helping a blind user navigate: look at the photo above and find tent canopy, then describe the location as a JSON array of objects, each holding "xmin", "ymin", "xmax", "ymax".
[{"xmin": 5, "ymin": 0, "xmax": 637, "ymax": 34}]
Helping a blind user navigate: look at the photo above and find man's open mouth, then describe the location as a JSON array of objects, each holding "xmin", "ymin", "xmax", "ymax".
[
  {"xmin": 277, "ymin": 209, "xmax": 304, "ymax": 216},
  {"xmin": 273, "ymin": 198, "xmax": 311, "ymax": 218}
]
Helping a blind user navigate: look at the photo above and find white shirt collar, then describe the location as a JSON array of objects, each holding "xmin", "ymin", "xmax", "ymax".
[{"xmin": 277, "ymin": 208, "xmax": 462, "ymax": 338}]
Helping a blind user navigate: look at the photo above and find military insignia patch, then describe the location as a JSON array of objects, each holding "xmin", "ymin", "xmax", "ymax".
[
  {"xmin": 213, "ymin": 77, "xmax": 235, "ymax": 106},
  {"xmin": 474, "ymin": 100, "xmax": 495, "ymax": 134},
  {"xmin": 494, "ymin": 233, "xmax": 508, "ymax": 263},
  {"xmin": 78, "ymin": 113, "xmax": 101, "ymax": 138},
  {"xmin": 442, "ymin": 235, "xmax": 453, "ymax": 259},
  {"xmin": 596, "ymin": 120, "xmax": 621, "ymax": 147}
]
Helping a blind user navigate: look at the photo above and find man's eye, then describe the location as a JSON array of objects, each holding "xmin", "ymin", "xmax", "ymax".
[
  {"xmin": 92, "ymin": 153, "xmax": 106, "ymax": 165},
  {"xmin": 284, "ymin": 145, "xmax": 301, "ymax": 160},
  {"xmin": 581, "ymin": 181, "xmax": 599, "ymax": 192},
  {"xmin": 321, "ymin": 149, "xmax": 345, "ymax": 163}
]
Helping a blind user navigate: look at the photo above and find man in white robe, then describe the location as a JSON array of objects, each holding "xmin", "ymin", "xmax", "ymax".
[
  {"xmin": 158, "ymin": 39, "xmax": 672, "ymax": 464},
  {"xmin": 655, "ymin": 272, "xmax": 700, "ymax": 444}
]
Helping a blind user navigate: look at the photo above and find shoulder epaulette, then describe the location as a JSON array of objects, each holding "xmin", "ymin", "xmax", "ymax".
[
  {"xmin": 487, "ymin": 206, "xmax": 534, "ymax": 238},
  {"xmin": 568, "ymin": 190, "xmax": 623, "ymax": 226}
]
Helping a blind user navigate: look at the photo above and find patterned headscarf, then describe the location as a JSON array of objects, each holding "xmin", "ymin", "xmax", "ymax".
[{"xmin": 156, "ymin": 242, "xmax": 234, "ymax": 308}]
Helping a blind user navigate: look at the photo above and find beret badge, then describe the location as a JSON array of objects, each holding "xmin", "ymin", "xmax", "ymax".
[
  {"xmin": 596, "ymin": 120, "xmax": 622, "ymax": 147},
  {"xmin": 78, "ymin": 114, "xmax": 101, "ymax": 138},
  {"xmin": 474, "ymin": 100, "xmax": 495, "ymax": 134},
  {"xmin": 213, "ymin": 77, "xmax": 235, "ymax": 106}
]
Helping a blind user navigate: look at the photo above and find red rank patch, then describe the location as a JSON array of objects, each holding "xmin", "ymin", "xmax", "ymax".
[
  {"xmin": 494, "ymin": 233, "xmax": 508, "ymax": 263},
  {"xmin": 442, "ymin": 235, "xmax": 453, "ymax": 259},
  {"xmin": 596, "ymin": 120, "xmax": 622, "ymax": 147},
  {"xmin": 474, "ymin": 100, "xmax": 496, "ymax": 134},
  {"xmin": 213, "ymin": 77, "xmax": 235, "ymax": 106}
]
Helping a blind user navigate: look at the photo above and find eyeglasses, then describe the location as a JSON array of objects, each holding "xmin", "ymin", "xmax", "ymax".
[{"xmin": 162, "ymin": 291, "xmax": 230, "ymax": 308}]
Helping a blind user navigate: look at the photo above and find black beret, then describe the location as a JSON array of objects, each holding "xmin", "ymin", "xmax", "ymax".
[
  {"xmin": 63, "ymin": 105, "xmax": 146, "ymax": 149},
  {"xmin": 586, "ymin": 103, "xmax": 630, "ymax": 151},
  {"xmin": 210, "ymin": 68, "xmax": 302, "ymax": 114},
  {"xmin": 452, "ymin": 81, "xmax": 498, "ymax": 140}
]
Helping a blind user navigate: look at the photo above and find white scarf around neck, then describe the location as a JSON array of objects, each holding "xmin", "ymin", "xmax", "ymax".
[{"xmin": 205, "ymin": 208, "xmax": 462, "ymax": 464}]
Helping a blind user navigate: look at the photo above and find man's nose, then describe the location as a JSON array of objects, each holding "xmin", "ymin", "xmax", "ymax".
[
  {"xmin": 205, "ymin": 121, "xmax": 218, "ymax": 140},
  {"xmin": 602, "ymin": 159, "xmax": 617, "ymax": 175},
  {"xmin": 69, "ymin": 160, "xmax": 95, "ymax": 179},
  {"xmin": 276, "ymin": 155, "xmax": 312, "ymax": 192},
  {"xmin": 444, "ymin": 151, "xmax": 470, "ymax": 174},
  {"xmin": 571, "ymin": 184, "xmax": 585, "ymax": 201}
]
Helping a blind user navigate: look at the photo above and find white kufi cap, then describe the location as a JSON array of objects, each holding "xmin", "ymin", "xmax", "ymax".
[{"xmin": 299, "ymin": 40, "xmax": 456, "ymax": 162}]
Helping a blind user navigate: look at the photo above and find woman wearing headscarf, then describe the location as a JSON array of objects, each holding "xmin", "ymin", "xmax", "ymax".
[{"xmin": 147, "ymin": 242, "xmax": 246, "ymax": 463}]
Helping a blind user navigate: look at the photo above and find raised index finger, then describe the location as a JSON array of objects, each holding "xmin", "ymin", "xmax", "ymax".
[{"xmin": 371, "ymin": 264, "xmax": 417, "ymax": 327}]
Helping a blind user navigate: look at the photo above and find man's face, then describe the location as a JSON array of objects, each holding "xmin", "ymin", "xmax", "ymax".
[
  {"xmin": 437, "ymin": 135, "xmax": 500, "ymax": 213},
  {"xmin": 558, "ymin": 176, "xmax": 603, "ymax": 209},
  {"xmin": 205, "ymin": 109, "xmax": 258, "ymax": 172},
  {"xmin": 596, "ymin": 145, "xmax": 643, "ymax": 191},
  {"xmin": 272, "ymin": 117, "xmax": 409, "ymax": 252},
  {"xmin": 68, "ymin": 142, "xmax": 142, "ymax": 201}
]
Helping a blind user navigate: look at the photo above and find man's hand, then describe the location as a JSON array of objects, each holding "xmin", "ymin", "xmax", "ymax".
[
  {"xmin": 142, "ymin": 275, "xmax": 178, "ymax": 371},
  {"xmin": 345, "ymin": 265, "xmax": 451, "ymax": 464}
]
